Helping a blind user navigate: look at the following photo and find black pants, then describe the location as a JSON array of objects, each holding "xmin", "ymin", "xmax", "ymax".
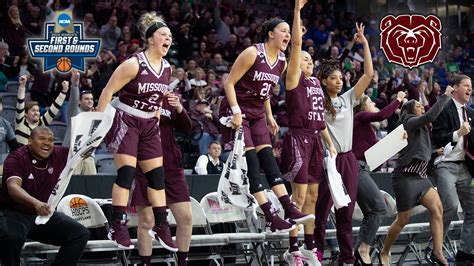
[{"xmin": 0, "ymin": 208, "xmax": 90, "ymax": 265}]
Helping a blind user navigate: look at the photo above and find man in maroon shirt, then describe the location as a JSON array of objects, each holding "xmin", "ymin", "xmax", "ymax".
[{"xmin": 0, "ymin": 126, "xmax": 90, "ymax": 265}]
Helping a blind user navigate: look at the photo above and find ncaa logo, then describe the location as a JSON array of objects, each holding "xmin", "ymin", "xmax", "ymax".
[
  {"xmin": 58, "ymin": 13, "xmax": 71, "ymax": 27},
  {"xmin": 379, "ymin": 14, "xmax": 442, "ymax": 68}
]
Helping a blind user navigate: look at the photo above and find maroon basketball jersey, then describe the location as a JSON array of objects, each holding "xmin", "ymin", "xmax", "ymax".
[
  {"xmin": 119, "ymin": 52, "xmax": 171, "ymax": 112},
  {"xmin": 232, "ymin": 43, "xmax": 286, "ymax": 118},
  {"xmin": 0, "ymin": 146, "xmax": 69, "ymax": 214},
  {"xmin": 286, "ymin": 73, "xmax": 326, "ymax": 130}
]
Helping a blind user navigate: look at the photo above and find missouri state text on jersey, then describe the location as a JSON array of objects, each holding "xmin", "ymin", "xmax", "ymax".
[
  {"xmin": 119, "ymin": 52, "xmax": 171, "ymax": 112},
  {"xmin": 306, "ymin": 84, "xmax": 325, "ymax": 122}
]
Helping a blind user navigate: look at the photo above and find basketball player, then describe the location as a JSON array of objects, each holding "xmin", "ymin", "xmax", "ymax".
[
  {"xmin": 130, "ymin": 93, "xmax": 193, "ymax": 266},
  {"xmin": 219, "ymin": 0, "xmax": 314, "ymax": 233},
  {"xmin": 280, "ymin": 0, "xmax": 337, "ymax": 264},
  {"xmin": 313, "ymin": 23, "xmax": 374, "ymax": 265},
  {"xmin": 96, "ymin": 12, "xmax": 176, "ymax": 251},
  {"xmin": 0, "ymin": 126, "xmax": 90, "ymax": 265}
]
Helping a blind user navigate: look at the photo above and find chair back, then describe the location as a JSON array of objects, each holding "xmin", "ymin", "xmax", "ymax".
[
  {"xmin": 200, "ymin": 192, "xmax": 247, "ymax": 224},
  {"xmin": 57, "ymin": 194, "xmax": 108, "ymax": 228}
]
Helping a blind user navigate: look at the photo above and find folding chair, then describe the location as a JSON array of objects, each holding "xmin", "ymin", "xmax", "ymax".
[
  {"xmin": 4, "ymin": 81, "xmax": 19, "ymax": 93},
  {"xmin": 0, "ymin": 106, "xmax": 16, "ymax": 125},
  {"xmin": 22, "ymin": 194, "xmax": 129, "ymax": 264},
  {"xmin": 0, "ymin": 92, "xmax": 18, "ymax": 107},
  {"xmin": 200, "ymin": 192, "xmax": 265, "ymax": 265}
]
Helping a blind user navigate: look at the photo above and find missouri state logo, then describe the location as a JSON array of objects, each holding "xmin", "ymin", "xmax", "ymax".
[{"xmin": 379, "ymin": 14, "xmax": 442, "ymax": 68}]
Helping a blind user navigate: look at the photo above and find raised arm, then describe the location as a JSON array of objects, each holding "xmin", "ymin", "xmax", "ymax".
[
  {"xmin": 67, "ymin": 69, "xmax": 80, "ymax": 119},
  {"xmin": 405, "ymin": 86, "xmax": 453, "ymax": 131},
  {"xmin": 40, "ymin": 80, "xmax": 69, "ymax": 126},
  {"xmin": 356, "ymin": 91, "xmax": 405, "ymax": 123},
  {"xmin": 15, "ymin": 75, "xmax": 27, "ymax": 127},
  {"xmin": 96, "ymin": 57, "xmax": 139, "ymax": 112},
  {"xmin": 285, "ymin": 0, "xmax": 307, "ymax": 91},
  {"xmin": 352, "ymin": 23, "xmax": 374, "ymax": 99}
]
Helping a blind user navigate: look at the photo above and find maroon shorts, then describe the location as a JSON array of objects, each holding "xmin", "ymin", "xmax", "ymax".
[
  {"xmin": 280, "ymin": 128, "xmax": 325, "ymax": 184},
  {"xmin": 105, "ymin": 110, "xmax": 162, "ymax": 160},
  {"xmin": 219, "ymin": 103, "xmax": 271, "ymax": 150},
  {"xmin": 130, "ymin": 168, "xmax": 190, "ymax": 206}
]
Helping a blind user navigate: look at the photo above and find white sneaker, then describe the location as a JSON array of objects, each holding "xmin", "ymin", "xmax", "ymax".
[
  {"xmin": 283, "ymin": 250, "xmax": 309, "ymax": 266},
  {"xmin": 300, "ymin": 247, "xmax": 321, "ymax": 266}
]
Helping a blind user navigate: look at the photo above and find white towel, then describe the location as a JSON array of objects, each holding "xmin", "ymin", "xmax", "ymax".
[
  {"xmin": 217, "ymin": 126, "xmax": 257, "ymax": 218},
  {"xmin": 325, "ymin": 155, "xmax": 351, "ymax": 209},
  {"xmin": 35, "ymin": 105, "xmax": 116, "ymax": 225}
]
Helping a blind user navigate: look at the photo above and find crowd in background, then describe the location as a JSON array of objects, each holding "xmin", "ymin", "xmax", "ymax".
[{"xmin": 0, "ymin": 0, "xmax": 473, "ymax": 170}]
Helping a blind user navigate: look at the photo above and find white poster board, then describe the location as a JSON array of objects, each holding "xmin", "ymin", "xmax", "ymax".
[{"xmin": 364, "ymin": 124, "xmax": 407, "ymax": 171}]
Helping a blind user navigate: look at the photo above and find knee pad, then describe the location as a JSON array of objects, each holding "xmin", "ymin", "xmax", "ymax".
[
  {"xmin": 115, "ymin": 166, "xmax": 136, "ymax": 189},
  {"xmin": 145, "ymin": 167, "xmax": 165, "ymax": 190},
  {"xmin": 245, "ymin": 149, "xmax": 264, "ymax": 194},
  {"xmin": 257, "ymin": 147, "xmax": 284, "ymax": 188}
]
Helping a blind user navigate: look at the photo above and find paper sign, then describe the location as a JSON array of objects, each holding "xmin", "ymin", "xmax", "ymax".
[{"xmin": 364, "ymin": 124, "xmax": 408, "ymax": 171}]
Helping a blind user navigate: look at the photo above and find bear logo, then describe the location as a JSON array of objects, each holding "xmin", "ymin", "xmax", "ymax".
[{"xmin": 380, "ymin": 14, "xmax": 442, "ymax": 68}]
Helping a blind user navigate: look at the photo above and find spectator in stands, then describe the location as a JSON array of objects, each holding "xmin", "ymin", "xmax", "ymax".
[
  {"xmin": 131, "ymin": 94, "xmax": 193, "ymax": 266},
  {"xmin": 15, "ymin": 75, "xmax": 69, "ymax": 145},
  {"xmin": 0, "ymin": 95, "xmax": 20, "ymax": 174},
  {"xmin": 176, "ymin": 23, "xmax": 194, "ymax": 66},
  {"xmin": 214, "ymin": 0, "xmax": 231, "ymax": 45},
  {"xmin": 206, "ymin": 71, "xmax": 221, "ymax": 97},
  {"xmin": 189, "ymin": 91, "xmax": 220, "ymax": 155},
  {"xmin": 219, "ymin": 12, "xmax": 314, "ymax": 234},
  {"xmin": 84, "ymin": 12, "xmax": 99, "ymax": 37},
  {"xmin": 91, "ymin": 48, "xmax": 118, "ymax": 102},
  {"xmin": 0, "ymin": 126, "xmax": 90, "ymax": 265},
  {"xmin": 432, "ymin": 74, "xmax": 474, "ymax": 264},
  {"xmin": 193, "ymin": 42, "xmax": 211, "ymax": 70},
  {"xmin": 22, "ymin": 5, "xmax": 42, "ymax": 36},
  {"xmin": 17, "ymin": 50, "xmax": 37, "ymax": 79},
  {"xmin": 63, "ymin": 70, "xmax": 96, "ymax": 175},
  {"xmin": 352, "ymin": 91, "xmax": 405, "ymax": 265},
  {"xmin": 3, "ymin": 5, "xmax": 27, "ymax": 56},
  {"xmin": 0, "ymin": 95, "xmax": 18, "ymax": 146},
  {"xmin": 208, "ymin": 53, "xmax": 229, "ymax": 77},
  {"xmin": 99, "ymin": 15, "xmax": 121, "ymax": 51},
  {"xmin": 379, "ymin": 87, "xmax": 453, "ymax": 266},
  {"xmin": 116, "ymin": 41, "xmax": 130, "ymax": 64},
  {"xmin": 280, "ymin": 3, "xmax": 336, "ymax": 264},
  {"xmin": 189, "ymin": 67, "xmax": 207, "ymax": 97},
  {"xmin": 169, "ymin": 68, "xmax": 191, "ymax": 100},
  {"xmin": 194, "ymin": 141, "xmax": 223, "ymax": 175},
  {"xmin": 223, "ymin": 34, "xmax": 239, "ymax": 62},
  {"xmin": 204, "ymin": 29, "xmax": 223, "ymax": 55},
  {"xmin": 0, "ymin": 41, "xmax": 20, "ymax": 82},
  {"xmin": 96, "ymin": 11, "xmax": 176, "ymax": 251},
  {"xmin": 314, "ymin": 23, "xmax": 373, "ymax": 265}
]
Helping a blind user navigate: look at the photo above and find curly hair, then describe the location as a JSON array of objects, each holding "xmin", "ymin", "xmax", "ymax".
[{"xmin": 317, "ymin": 59, "xmax": 341, "ymax": 120}]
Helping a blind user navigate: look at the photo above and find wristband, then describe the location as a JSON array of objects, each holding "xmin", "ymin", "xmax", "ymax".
[{"xmin": 231, "ymin": 105, "xmax": 241, "ymax": 114}]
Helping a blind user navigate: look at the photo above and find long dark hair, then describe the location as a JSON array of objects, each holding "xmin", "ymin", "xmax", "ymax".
[
  {"xmin": 259, "ymin": 18, "xmax": 285, "ymax": 43},
  {"xmin": 397, "ymin": 99, "xmax": 417, "ymax": 126},
  {"xmin": 317, "ymin": 59, "xmax": 341, "ymax": 119}
]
